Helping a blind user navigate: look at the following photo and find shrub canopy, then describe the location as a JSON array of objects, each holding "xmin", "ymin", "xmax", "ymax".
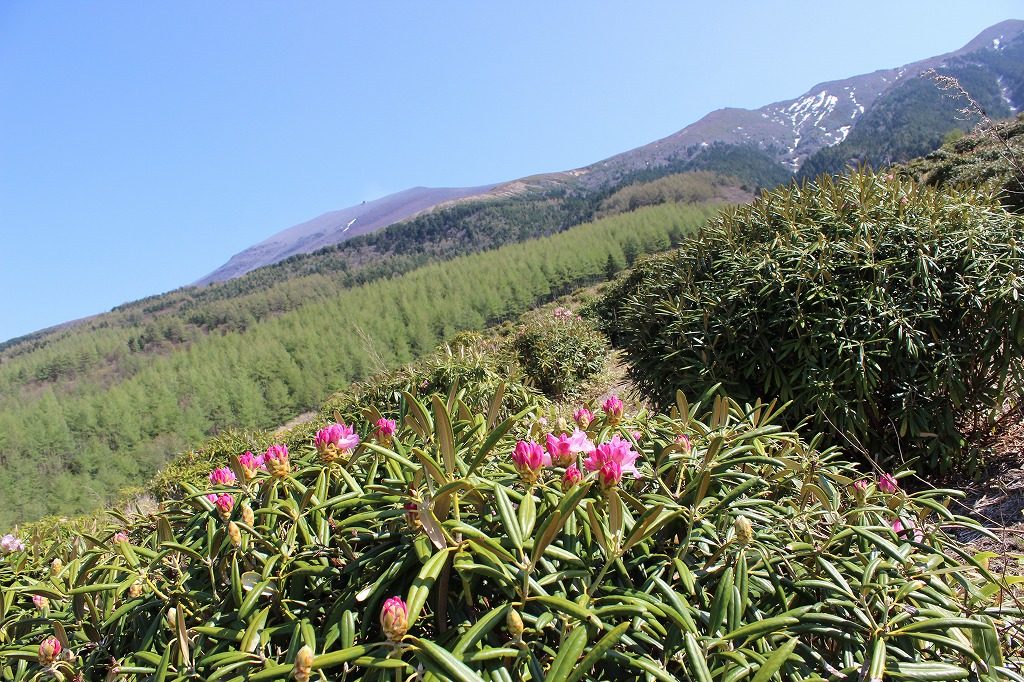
[{"xmin": 599, "ymin": 171, "xmax": 1024, "ymax": 472}]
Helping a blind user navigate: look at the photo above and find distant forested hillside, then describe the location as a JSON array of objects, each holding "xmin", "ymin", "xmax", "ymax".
[{"xmin": 0, "ymin": 202, "xmax": 717, "ymax": 527}]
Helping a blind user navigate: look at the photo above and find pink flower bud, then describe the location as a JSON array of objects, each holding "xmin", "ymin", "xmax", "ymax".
[
  {"xmin": 511, "ymin": 440, "xmax": 545, "ymax": 484},
  {"xmin": 264, "ymin": 444, "xmax": 291, "ymax": 477},
  {"xmin": 599, "ymin": 460, "xmax": 622, "ymax": 488},
  {"xmin": 573, "ymin": 407, "xmax": 594, "ymax": 430},
  {"xmin": 380, "ymin": 596, "xmax": 409, "ymax": 641},
  {"xmin": 631, "ymin": 431, "xmax": 643, "ymax": 442},
  {"xmin": 853, "ymin": 479, "xmax": 869, "ymax": 504},
  {"xmin": 209, "ymin": 466, "xmax": 237, "ymax": 486},
  {"xmin": 207, "ymin": 493, "xmax": 234, "ymax": 519},
  {"xmin": 113, "ymin": 532, "xmax": 129, "ymax": 544},
  {"xmin": 562, "ymin": 464, "xmax": 583, "ymax": 491},
  {"xmin": 375, "ymin": 417, "xmax": 397, "ymax": 442},
  {"xmin": 603, "ymin": 395, "xmax": 624, "ymax": 423},
  {"xmin": 38, "ymin": 637, "xmax": 61, "ymax": 666},
  {"xmin": 293, "ymin": 645, "xmax": 315, "ymax": 682},
  {"xmin": 674, "ymin": 433, "xmax": 692, "ymax": 453},
  {"xmin": 33, "ymin": 595, "xmax": 49, "ymax": 612},
  {"xmin": 238, "ymin": 451, "xmax": 265, "ymax": 480},
  {"xmin": 879, "ymin": 473, "xmax": 898, "ymax": 494}
]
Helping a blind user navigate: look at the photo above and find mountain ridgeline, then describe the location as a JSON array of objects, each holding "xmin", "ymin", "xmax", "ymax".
[{"xmin": 191, "ymin": 21, "xmax": 1024, "ymax": 284}]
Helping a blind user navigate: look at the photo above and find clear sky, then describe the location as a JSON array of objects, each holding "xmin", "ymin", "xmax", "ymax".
[{"xmin": 1, "ymin": 1, "xmax": 1020, "ymax": 342}]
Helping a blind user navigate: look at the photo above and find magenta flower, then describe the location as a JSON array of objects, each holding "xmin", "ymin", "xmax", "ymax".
[
  {"xmin": 584, "ymin": 435, "xmax": 640, "ymax": 479},
  {"xmin": 512, "ymin": 440, "xmax": 545, "ymax": 484},
  {"xmin": 381, "ymin": 596, "xmax": 409, "ymax": 641},
  {"xmin": 879, "ymin": 473, "xmax": 898, "ymax": 494},
  {"xmin": 545, "ymin": 432, "xmax": 573, "ymax": 467},
  {"xmin": 603, "ymin": 395, "xmax": 624, "ymax": 423},
  {"xmin": 599, "ymin": 460, "xmax": 622, "ymax": 488},
  {"xmin": 891, "ymin": 517, "xmax": 923, "ymax": 542},
  {"xmin": 573, "ymin": 407, "xmax": 594, "ymax": 429},
  {"xmin": 209, "ymin": 467, "xmax": 237, "ymax": 486},
  {"xmin": 562, "ymin": 464, "xmax": 583, "ymax": 491},
  {"xmin": 315, "ymin": 423, "xmax": 360, "ymax": 463},
  {"xmin": 238, "ymin": 451, "xmax": 265, "ymax": 480},
  {"xmin": 206, "ymin": 493, "xmax": 234, "ymax": 518},
  {"xmin": 0, "ymin": 534, "xmax": 25, "ymax": 553},
  {"xmin": 375, "ymin": 417, "xmax": 397, "ymax": 440}
]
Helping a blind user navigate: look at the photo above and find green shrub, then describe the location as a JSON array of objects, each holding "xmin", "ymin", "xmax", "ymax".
[
  {"xmin": 0, "ymin": 389, "xmax": 1016, "ymax": 680},
  {"xmin": 512, "ymin": 310, "xmax": 608, "ymax": 398},
  {"xmin": 599, "ymin": 170, "xmax": 1024, "ymax": 472}
]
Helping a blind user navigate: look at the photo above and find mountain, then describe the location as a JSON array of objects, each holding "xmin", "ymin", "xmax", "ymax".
[
  {"xmin": 196, "ymin": 185, "xmax": 497, "ymax": 285},
  {"xmin": 579, "ymin": 19, "xmax": 1024, "ymax": 187},
  {"xmin": 197, "ymin": 20, "xmax": 1024, "ymax": 285}
]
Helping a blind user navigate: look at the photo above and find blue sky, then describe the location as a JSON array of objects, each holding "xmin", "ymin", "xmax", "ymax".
[{"xmin": 1, "ymin": 1, "xmax": 1020, "ymax": 342}]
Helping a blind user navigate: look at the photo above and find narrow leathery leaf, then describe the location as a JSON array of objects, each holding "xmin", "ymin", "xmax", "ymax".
[
  {"xmin": 886, "ymin": 662, "xmax": 970, "ymax": 680},
  {"xmin": 891, "ymin": 617, "xmax": 991, "ymax": 635},
  {"xmin": 493, "ymin": 484, "xmax": 524, "ymax": 553},
  {"xmin": 413, "ymin": 448, "xmax": 449, "ymax": 486},
  {"xmin": 241, "ymin": 606, "xmax": 271, "ymax": 653},
  {"xmin": 586, "ymin": 499, "xmax": 610, "ymax": 556},
  {"xmin": 545, "ymin": 625, "xmax": 589, "ymax": 682},
  {"xmin": 749, "ymin": 637, "xmax": 798, "ymax": 682},
  {"xmin": 432, "ymin": 395, "xmax": 457, "ymax": 476},
  {"xmin": 565, "ymin": 622, "xmax": 629, "ymax": 682},
  {"xmin": 412, "ymin": 637, "xmax": 486, "ymax": 682},
  {"xmin": 402, "ymin": 391, "xmax": 433, "ymax": 440},
  {"xmin": 454, "ymin": 605, "xmax": 510, "ymax": 656},
  {"xmin": 486, "ymin": 383, "xmax": 506, "ymax": 428},
  {"xmin": 176, "ymin": 602, "xmax": 192, "ymax": 667},
  {"xmin": 683, "ymin": 632, "xmax": 713, "ymax": 682},
  {"xmin": 621, "ymin": 505, "xmax": 673, "ymax": 552},
  {"xmin": 532, "ymin": 595, "xmax": 601, "ymax": 626},
  {"xmin": 518, "ymin": 489, "xmax": 537, "ymax": 538},
  {"xmin": 407, "ymin": 547, "xmax": 453, "ymax": 629},
  {"xmin": 607, "ymin": 486, "xmax": 623, "ymax": 543},
  {"xmin": 720, "ymin": 616, "xmax": 798, "ymax": 642},
  {"xmin": 708, "ymin": 566, "xmax": 734, "ymax": 635},
  {"xmin": 533, "ymin": 481, "xmax": 593, "ymax": 567},
  {"xmin": 418, "ymin": 499, "xmax": 449, "ymax": 550}
]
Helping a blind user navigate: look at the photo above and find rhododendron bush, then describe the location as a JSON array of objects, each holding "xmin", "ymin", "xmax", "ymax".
[{"xmin": 0, "ymin": 388, "xmax": 1019, "ymax": 680}]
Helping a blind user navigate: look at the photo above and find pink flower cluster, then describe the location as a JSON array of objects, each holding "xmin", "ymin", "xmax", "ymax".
[
  {"xmin": 583, "ymin": 434, "xmax": 640, "ymax": 487},
  {"xmin": 315, "ymin": 423, "xmax": 360, "ymax": 455},
  {"xmin": 1, "ymin": 533, "xmax": 25, "ymax": 553},
  {"xmin": 209, "ymin": 467, "xmax": 236, "ymax": 486},
  {"xmin": 573, "ymin": 407, "xmax": 594, "ymax": 429},
  {"xmin": 553, "ymin": 306, "xmax": 574, "ymax": 320},
  {"xmin": 511, "ymin": 429, "xmax": 640, "ymax": 489}
]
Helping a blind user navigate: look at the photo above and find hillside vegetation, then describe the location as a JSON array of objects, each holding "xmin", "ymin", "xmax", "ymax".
[
  {"xmin": 0, "ymin": 203, "xmax": 718, "ymax": 528},
  {"xmin": 598, "ymin": 170, "xmax": 1024, "ymax": 474},
  {"xmin": 0, "ymin": 303, "xmax": 1019, "ymax": 679}
]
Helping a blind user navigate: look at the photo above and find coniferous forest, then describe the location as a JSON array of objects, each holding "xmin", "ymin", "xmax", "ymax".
[{"xmin": 0, "ymin": 202, "xmax": 717, "ymax": 527}]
